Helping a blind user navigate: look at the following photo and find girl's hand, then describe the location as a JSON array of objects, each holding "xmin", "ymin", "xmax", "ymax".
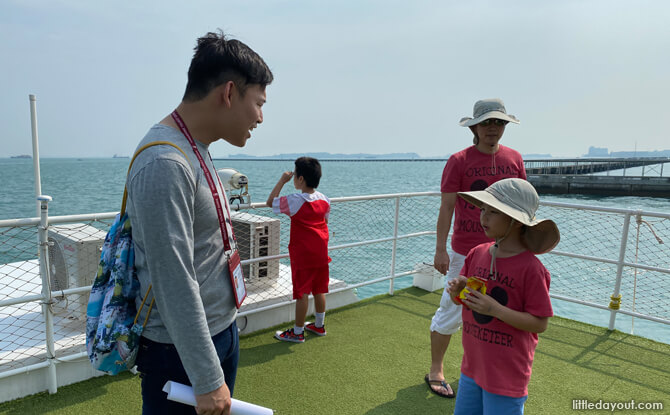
[
  {"xmin": 447, "ymin": 276, "xmax": 467, "ymax": 297},
  {"xmin": 462, "ymin": 289, "xmax": 500, "ymax": 317},
  {"xmin": 280, "ymin": 171, "xmax": 293, "ymax": 183}
]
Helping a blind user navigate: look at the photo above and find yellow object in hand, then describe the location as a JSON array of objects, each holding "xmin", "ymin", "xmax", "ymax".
[{"xmin": 456, "ymin": 277, "xmax": 487, "ymax": 306}]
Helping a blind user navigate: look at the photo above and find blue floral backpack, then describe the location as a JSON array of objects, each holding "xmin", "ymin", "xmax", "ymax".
[{"xmin": 85, "ymin": 141, "xmax": 187, "ymax": 374}]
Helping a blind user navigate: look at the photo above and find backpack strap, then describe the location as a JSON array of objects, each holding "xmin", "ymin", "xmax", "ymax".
[
  {"xmin": 134, "ymin": 282, "xmax": 155, "ymax": 328},
  {"xmin": 122, "ymin": 140, "xmax": 189, "ymax": 327},
  {"xmin": 120, "ymin": 140, "xmax": 190, "ymax": 215}
]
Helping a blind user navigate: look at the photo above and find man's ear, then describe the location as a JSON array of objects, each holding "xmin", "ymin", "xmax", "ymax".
[{"xmin": 220, "ymin": 81, "xmax": 235, "ymax": 108}]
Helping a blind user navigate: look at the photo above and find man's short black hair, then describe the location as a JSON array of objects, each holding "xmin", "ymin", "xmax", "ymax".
[
  {"xmin": 183, "ymin": 30, "xmax": 274, "ymax": 101},
  {"xmin": 294, "ymin": 157, "xmax": 322, "ymax": 189}
]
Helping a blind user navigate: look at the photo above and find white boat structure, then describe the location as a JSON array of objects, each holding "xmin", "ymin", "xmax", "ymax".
[
  {"xmin": 1, "ymin": 96, "xmax": 669, "ymax": 403},
  {"xmin": 2, "ymin": 191, "xmax": 670, "ymax": 402}
]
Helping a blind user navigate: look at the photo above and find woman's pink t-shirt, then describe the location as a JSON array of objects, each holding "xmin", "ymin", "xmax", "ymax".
[{"xmin": 441, "ymin": 145, "xmax": 526, "ymax": 256}]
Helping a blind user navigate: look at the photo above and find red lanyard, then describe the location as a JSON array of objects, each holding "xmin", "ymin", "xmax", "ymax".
[{"xmin": 171, "ymin": 110, "xmax": 235, "ymax": 252}]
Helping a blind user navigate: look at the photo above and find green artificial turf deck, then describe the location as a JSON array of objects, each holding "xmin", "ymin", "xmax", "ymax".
[{"xmin": 1, "ymin": 287, "xmax": 668, "ymax": 414}]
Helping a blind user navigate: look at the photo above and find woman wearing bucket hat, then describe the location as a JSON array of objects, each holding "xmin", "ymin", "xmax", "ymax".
[
  {"xmin": 426, "ymin": 99, "xmax": 526, "ymax": 399},
  {"xmin": 447, "ymin": 178, "xmax": 558, "ymax": 414}
]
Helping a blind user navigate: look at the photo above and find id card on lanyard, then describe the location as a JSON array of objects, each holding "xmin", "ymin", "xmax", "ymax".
[{"xmin": 171, "ymin": 110, "xmax": 247, "ymax": 308}]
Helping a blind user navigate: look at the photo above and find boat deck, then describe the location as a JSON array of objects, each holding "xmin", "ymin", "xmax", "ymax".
[
  {"xmin": 1, "ymin": 287, "xmax": 668, "ymax": 414},
  {"xmin": 0, "ymin": 259, "xmax": 357, "ymax": 378}
]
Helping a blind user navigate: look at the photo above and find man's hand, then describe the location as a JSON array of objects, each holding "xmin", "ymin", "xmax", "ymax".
[
  {"xmin": 434, "ymin": 250, "xmax": 450, "ymax": 275},
  {"xmin": 195, "ymin": 384, "xmax": 231, "ymax": 415},
  {"xmin": 280, "ymin": 171, "xmax": 293, "ymax": 183}
]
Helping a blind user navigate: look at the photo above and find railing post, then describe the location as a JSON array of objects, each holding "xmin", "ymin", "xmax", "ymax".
[
  {"xmin": 389, "ymin": 197, "xmax": 401, "ymax": 296},
  {"xmin": 30, "ymin": 95, "xmax": 43, "ymax": 218},
  {"xmin": 37, "ymin": 195, "xmax": 58, "ymax": 394},
  {"xmin": 608, "ymin": 212, "xmax": 632, "ymax": 331}
]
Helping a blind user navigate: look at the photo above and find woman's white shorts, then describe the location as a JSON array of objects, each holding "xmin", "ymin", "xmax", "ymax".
[{"xmin": 430, "ymin": 252, "xmax": 466, "ymax": 335}]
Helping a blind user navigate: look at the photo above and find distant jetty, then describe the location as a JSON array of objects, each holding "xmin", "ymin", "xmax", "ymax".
[{"xmin": 10, "ymin": 155, "xmax": 31, "ymax": 159}]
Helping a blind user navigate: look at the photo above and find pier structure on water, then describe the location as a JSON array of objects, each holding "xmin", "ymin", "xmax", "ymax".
[
  {"xmin": 524, "ymin": 157, "xmax": 670, "ymax": 198},
  {"xmin": 524, "ymin": 157, "xmax": 668, "ymax": 176}
]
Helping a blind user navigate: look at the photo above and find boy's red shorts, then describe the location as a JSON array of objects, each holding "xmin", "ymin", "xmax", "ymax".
[{"xmin": 291, "ymin": 265, "xmax": 330, "ymax": 300}]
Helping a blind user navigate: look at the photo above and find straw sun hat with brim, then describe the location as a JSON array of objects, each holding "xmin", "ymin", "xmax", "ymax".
[
  {"xmin": 457, "ymin": 178, "xmax": 560, "ymax": 255},
  {"xmin": 458, "ymin": 98, "xmax": 520, "ymax": 127}
]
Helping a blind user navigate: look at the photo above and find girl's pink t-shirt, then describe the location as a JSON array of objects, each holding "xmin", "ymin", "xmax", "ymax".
[
  {"xmin": 459, "ymin": 243, "xmax": 553, "ymax": 398},
  {"xmin": 441, "ymin": 145, "xmax": 526, "ymax": 255}
]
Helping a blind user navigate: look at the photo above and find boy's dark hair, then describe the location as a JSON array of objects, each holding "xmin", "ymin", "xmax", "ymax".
[
  {"xmin": 294, "ymin": 157, "xmax": 322, "ymax": 189},
  {"xmin": 183, "ymin": 31, "xmax": 274, "ymax": 101}
]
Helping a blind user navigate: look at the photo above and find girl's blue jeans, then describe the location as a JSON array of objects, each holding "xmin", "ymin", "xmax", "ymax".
[{"xmin": 454, "ymin": 373, "xmax": 528, "ymax": 415}]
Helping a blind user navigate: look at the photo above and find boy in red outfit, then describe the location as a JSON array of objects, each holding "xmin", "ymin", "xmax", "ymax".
[{"xmin": 266, "ymin": 157, "xmax": 331, "ymax": 343}]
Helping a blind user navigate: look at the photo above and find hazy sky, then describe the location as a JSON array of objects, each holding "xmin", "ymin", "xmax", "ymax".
[{"xmin": 1, "ymin": 0, "xmax": 669, "ymax": 158}]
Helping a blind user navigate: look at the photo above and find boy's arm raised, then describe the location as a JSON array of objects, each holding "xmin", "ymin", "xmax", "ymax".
[
  {"xmin": 266, "ymin": 171, "xmax": 293, "ymax": 207},
  {"xmin": 463, "ymin": 290, "xmax": 549, "ymax": 333}
]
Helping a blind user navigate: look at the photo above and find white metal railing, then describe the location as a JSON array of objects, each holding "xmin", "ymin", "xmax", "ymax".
[{"xmin": 1, "ymin": 192, "xmax": 669, "ymax": 397}]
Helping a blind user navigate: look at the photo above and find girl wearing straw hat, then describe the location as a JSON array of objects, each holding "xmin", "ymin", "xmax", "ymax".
[
  {"xmin": 447, "ymin": 178, "xmax": 559, "ymax": 414},
  {"xmin": 427, "ymin": 99, "xmax": 526, "ymax": 398}
]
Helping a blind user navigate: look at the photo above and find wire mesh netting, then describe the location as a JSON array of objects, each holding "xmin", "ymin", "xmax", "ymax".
[
  {"xmin": 0, "ymin": 225, "xmax": 39, "ymax": 265},
  {"xmin": 539, "ymin": 204, "xmax": 670, "ymax": 321},
  {"xmin": 235, "ymin": 196, "xmax": 439, "ymax": 312},
  {"xmin": 1, "ymin": 195, "xmax": 669, "ymax": 378},
  {"xmin": 0, "ymin": 218, "xmax": 113, "ymax": 372},
  {"xmin": 622, "ymin": 215, "xmax": 670, "ymax": 318}
]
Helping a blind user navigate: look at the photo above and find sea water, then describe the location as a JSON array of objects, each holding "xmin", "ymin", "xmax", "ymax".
[
  {"xmin": 3, "ymin": 158, "xmax": 669, "ymax": 218},
  {"xmin": 1, "ymin": 158, "xmax": 669, "ymax": 342}
]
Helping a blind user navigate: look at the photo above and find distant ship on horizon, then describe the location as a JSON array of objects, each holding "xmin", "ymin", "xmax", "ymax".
[
  {"xmin": 10, "ymin": 154, "xmax": 31, "ymax": 159},
  {"xmin": 113, "ymin": 154, "xmax": 129, "ymax": 159}
]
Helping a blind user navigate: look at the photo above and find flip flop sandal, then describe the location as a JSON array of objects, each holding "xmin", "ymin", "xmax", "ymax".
[{"xmin": 424, "ymin": 374, "xmax": 455, "ymax": 398}]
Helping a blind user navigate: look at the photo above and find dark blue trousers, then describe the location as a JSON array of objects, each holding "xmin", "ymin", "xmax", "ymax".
[{"xmin": 136, "ymin": 321, "xmax": 239, "ymax": 415}]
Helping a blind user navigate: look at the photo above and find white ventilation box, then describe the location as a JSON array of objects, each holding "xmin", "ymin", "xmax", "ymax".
[
  {"xmin": 47, "ymin": 223, "xmax": 106, "ymax": 317},
  {"xmin": 230, "ymin": 212, "xmax": 280, "ymax": 288},
  {"xmin": 412, "ymin": 262, "xmax": 446, "ymax": 292}
]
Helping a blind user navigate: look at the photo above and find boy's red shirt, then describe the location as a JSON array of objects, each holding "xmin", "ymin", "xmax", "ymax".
[{"xmin": 273, "ymin": 191, "xmax": 331, "ymax": 269}]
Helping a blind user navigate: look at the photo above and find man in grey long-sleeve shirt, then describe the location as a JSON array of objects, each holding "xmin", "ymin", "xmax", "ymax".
[{"xmin": 127, "ymin": 31, "xmax": 273, "ymax": 415}]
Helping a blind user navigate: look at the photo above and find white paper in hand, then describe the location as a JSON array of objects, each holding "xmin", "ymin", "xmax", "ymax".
[
  {"xmin": 162, "ymin": 381, "xmax": 197, "ymax": 406},
  {"xmin": 162, "ymin": 381, "xmax": 273, "ymax": 415}
]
